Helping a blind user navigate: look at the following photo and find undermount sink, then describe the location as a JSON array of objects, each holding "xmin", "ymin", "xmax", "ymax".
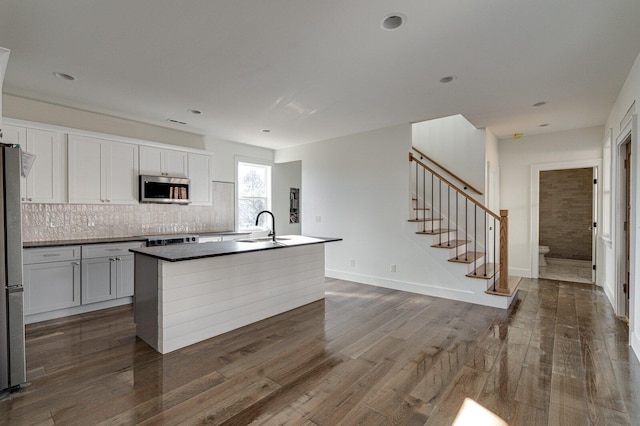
[{"xmin": 236, "ymin": 237, "xmax": 291, "ymax": 243}]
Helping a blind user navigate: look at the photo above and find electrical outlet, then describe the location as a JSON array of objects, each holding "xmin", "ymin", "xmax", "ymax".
[
  {"xmin": 350, "ymin": 259, "xmax": 355, "ymax": 267},
  {"xmin": 215, "ymin": 216, "xmax": 220, "ymax": 224},
  {"xmin": 87, "ymin": 216, "xmax": 96, "ymax": 227},
  {"xmin": 316, "ymin": 216, "xmax": 322, "ymax": 223},
  {"xmin": 390, "ymin": 264, "xmax": 397, "ymax": 273}
]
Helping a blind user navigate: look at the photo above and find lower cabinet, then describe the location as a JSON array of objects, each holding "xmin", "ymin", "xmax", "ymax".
[
  {"xmin": 23, "ymin": 258, "xmax": 81, "ymax": 315},
  {"xmin": 24, "ymin": 241, "xmax": 143, "ymax": 317},
  {"xmin": 81, "ymin": 254, "xmax": 134, "ymax": 304}
]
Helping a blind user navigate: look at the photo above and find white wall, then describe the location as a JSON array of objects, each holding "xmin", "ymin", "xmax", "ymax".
[
  {"xmin": 412, "ymin": 114, "xmax": 486, "ymax": 197},
  {"xmin": 3, "ymin": 93, "xmax": 274, "ymax": 189},
  {"xmin": 205, "ymin": 137, "xmax": 273, "ymax": 182},
  {"xmin": 499, "ymin": 126, "xmax": 603, "ymax": 278},
  {"xmin": 272, "ymin": 160, "xmax": 302, "ymax": 236},
  {"xmin": 603, "ymin": 51, "xmax": 640, "ymax": 359},
  {"xmin": 276, "ymin": 124, "xmax": 511, "ymax": 308},
  {"xmin": 485, "ymin": 129, "xmax": 500, "ymax": 212},
  {"xmin": 3, "ymin": 94, "xmax": 205, "ymax": 149}
]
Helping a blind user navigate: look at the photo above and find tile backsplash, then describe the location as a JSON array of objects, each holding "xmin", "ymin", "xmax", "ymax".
[{"xmin": 22, "ymin": 203, "xmax": 234, "ymax": 242}]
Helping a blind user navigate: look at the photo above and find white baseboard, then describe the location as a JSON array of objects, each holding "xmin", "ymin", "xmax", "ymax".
[
  {"xmin": 325, "ymin": 269, "xmax": 512, "ymax": 309},
  {"xmin": 631, "ymin": 331, "xmax": 640, "ymax": 364},
  {"xmin": 508, "ymin": 267, "xmax": 531, "ymax": 278}
]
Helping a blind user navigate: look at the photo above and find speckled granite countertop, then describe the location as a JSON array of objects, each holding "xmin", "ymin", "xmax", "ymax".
[
  {"xmin": 23, "ymin": 231, "xmax": 251, "ymax": 249},
  {"xmin": 130, "ymin": 235, "xmax": 342, "ymax": 262}
]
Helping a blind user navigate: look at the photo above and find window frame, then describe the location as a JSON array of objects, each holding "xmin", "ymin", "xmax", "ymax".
[{"xmin": 236, "ymin": 158, "xmax": 273, "ymax": 232}]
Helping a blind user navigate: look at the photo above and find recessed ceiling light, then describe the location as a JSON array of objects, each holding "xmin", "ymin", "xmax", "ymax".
[
  {"xmin": 261, "ymin": 129, "xmax": 271, "ymax": 133},
  {"xmin": 188, "ymin": 109, "xmax": 202, "ymax": 115},
  {"xmin": 381, "ymin": 14, "xmax": 406, "ymax": 30},
  {"xmin": 539, "ymin": 123, "xmax": 550, "ymax": 127},
  {"xmin": 533, "ymin": 101, "xmax": 546, "ymax": 107},
  {"xmin": 52, "ymin": 72, "xmax": 76, "ymax": 81},
  {"xmin": 513, "ymin": 133, "xmax": 523, "ymax": 139},
  {"xmin": 439, "ymin": 76, "xmax": 455, "ymax": 84},
  {"xmin": 166, "ymin": 118, "xmax": 187, "ymax": 125}
]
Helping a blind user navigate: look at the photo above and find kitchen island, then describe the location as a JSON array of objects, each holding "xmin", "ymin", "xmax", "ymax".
[{"xmin": 130, "ymin": 235, "xmax": 341, "ymax": 354}]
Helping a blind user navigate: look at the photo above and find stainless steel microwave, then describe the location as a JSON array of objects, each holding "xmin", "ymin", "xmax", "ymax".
[{"xmin": 139, "ymin": 175, "xmax": 191, "ymax": 204}]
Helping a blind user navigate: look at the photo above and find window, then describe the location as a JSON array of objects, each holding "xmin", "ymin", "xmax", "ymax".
[{"xmin": 237, "ymin": 161, "xmax": 271, "ymax": 230}]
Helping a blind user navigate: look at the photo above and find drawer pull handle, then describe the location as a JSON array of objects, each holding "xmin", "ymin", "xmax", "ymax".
[
  {"xmin": 109, "ymin": 258, "xmax": 116, "ymax": 262},
  {"xmin": 71, "ymin": 261, "xmax": 80, "ymax": 265},
  {"xmin": 43, "ymin": 254, "xmax": 61, "ymax": 257},
  {"xmin": 105, "ymin": 248, "xmax": 122, "ymax": 252}
]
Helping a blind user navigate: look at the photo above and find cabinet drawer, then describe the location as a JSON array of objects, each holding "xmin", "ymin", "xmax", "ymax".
[
  {"xmin": 82, "ymin": 242, "xmax": 145, "ymax": 259},
  {"xmin": 24, "ymin": 246, "xmax": 81, "ymax": 264}
]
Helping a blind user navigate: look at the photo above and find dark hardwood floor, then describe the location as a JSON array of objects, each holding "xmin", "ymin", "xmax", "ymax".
[{"xmin": 1, "ymin": 277, "xmax": 638, "ymax": 425}]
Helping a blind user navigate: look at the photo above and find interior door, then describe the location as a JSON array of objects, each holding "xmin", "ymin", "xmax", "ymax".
[
  {"xmin": 592, "ymin": 167, "xmax": 597, "ymax": 282},
  {"xmin": 625, "ymin": 141, "xmax": 631, "ymax": 320}
]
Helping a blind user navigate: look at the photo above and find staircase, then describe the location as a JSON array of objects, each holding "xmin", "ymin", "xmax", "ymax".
[{"xmin": 409, "ymin": 148, "xmax": 520, "ymax": 306}]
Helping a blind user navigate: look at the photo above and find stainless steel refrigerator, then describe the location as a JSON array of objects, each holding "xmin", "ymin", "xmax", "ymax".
[{"xmin": 0, "ymin": 143, "xmax": 26, "ymax": 393}]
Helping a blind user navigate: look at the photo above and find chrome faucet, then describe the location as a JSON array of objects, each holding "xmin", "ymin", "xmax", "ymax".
[{"xmin": 255, "ymin": 210, "xmax": 276, "ymax": 242}]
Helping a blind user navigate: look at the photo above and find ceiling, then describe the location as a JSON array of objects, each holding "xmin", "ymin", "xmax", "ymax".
[{"xmin": 1, "ymin": 0, "xmax": 640, "ymax": 149}]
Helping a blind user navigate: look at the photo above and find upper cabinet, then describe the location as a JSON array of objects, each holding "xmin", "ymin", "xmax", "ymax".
[
  {"xmin": 139, "ymin": 146, "xmax": 187, "ymax": 177},
  {"xmin": 188, "ymin": 152, "xmax": 212, "ymax": 205},
  {"xmin": 68, "ymin": 135, "xmax": 139, "ymax": 204},
  {"xmin": 4, "ymin": 125, "xmax": 67, "ymax": 203}
]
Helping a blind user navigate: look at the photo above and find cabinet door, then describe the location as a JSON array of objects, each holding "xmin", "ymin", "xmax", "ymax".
[
  {"xmin": 140, "ymin": 146, "xmax": 188, "ymax": 177},
  {"xmin": 106, "ymin": 141, "xmax": 139, "ymax": 204},
  {"xmin": 164, "ymin": 150, "xmax": 188, "ymax": 177},
  {"xmin": 116, "ymin": 255, "xmax": 135, "ymax": 298},
  {"xmin": 24, "ymin": 260, "xmax": 81, "ymax": 315},
  {"xmin": 81, "ymin": 257, "xmax": 117, "ymax": 304},
  {"xmin": 139, "ymin": 145, "xmax": 164, "ymax": 175},
  {"xmin": 26, "ymin": 129, "xmax": 67, "ymax": 203},
  {"xmin": 69, "ymin": 135, "xmax": 106, "ymax": 203},
  {"xmin": 188, "ymin": 153, "xmax": 212, "ymax": 205}
]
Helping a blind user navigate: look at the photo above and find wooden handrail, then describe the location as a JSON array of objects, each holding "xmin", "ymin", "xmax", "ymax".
[
  {"xmin": 410, "ymin": 152, "xmax": 499, "ymax": 220},
  {"xmin": 411, "ymin": 146, "xmax": 483, "ymax": 195}
]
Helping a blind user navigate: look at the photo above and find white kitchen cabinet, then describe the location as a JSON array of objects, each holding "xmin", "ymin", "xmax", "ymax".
[
  {"xmin": 23, "ymin": 246, "xmax": 81, "ymax": 315},
  {"xmin": 81, "ymin": 257, "xmax": 116, "ymax": 304},
  {"xmin": 4, "ymin": 125, "xmax": 67, "ymax": 203},
  {"xmin": 139, "ymin": 145, "xmax": 187, "ymax": 177},
  {"xmin": 68, "ymin": 134, "xmax": 138, "ymax": 204},
  {"xmin": 115, "ymin": 255, "xmax": 135, "ymax": 297},
  {"xmin": 188, "ymin": 152, "xmax": 212, "ymax": 205},
  {"xmin": 81, "ymin": 242, "xmax": 143, "ymax": 303}
]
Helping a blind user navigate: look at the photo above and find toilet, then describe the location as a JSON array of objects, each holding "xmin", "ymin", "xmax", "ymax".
[{"xmin": 539, "ymin": 245, "xmax": 550, "ymax": 267}]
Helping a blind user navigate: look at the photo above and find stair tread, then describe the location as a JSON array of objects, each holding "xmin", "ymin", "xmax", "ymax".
[
  {"xmin": 466, "ymin": 263, "xmax": 497, "ymax": 279},
  {"xmin": 408, "ymin": 218, "xmax": 442, "ymax": 223},
  {"xmin": 431, "ymin": 240, "xmax": 470, "ymax": 248},
  {"xmin": 485, "ymin": 276, "xmax": 522, "ymax": 297},
  {"xmin": 417, "ymin": 229, "xmax": 453, "ymax": 235},
  {"xmin": 448, "ymin": 251, "xmax": 484, "ymax": 264}
]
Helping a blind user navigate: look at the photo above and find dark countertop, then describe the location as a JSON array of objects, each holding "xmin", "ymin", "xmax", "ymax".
[
  {"xmin": 23, "ymin": 231, "xmax": 251, "ymax": 249},
  {"xmin": 130, "ymin": 235, "xmax": 342, "ymax": 262}
]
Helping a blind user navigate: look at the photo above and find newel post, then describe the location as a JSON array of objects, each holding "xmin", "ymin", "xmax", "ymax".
[{"xmin": 498, "ymin": 209, "xmax": 509, "ymax": 294}]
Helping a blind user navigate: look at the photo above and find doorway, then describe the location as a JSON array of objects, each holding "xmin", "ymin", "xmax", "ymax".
[
  {"xmin": 538, "ymin": 167, "xmax": 596, "ymax": 283},
  {"xmin": 618, "ymin": 137, "xmax": 632, "ymax": 321},
  {"xmin": 530, "ymin": 159, "xmax": 601, "ymax": 280}
]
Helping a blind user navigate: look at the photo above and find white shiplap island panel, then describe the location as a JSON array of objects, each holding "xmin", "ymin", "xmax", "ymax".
[{"xmin": 133, "ymin": 237, "xmax": 338, "ymax": 354}]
